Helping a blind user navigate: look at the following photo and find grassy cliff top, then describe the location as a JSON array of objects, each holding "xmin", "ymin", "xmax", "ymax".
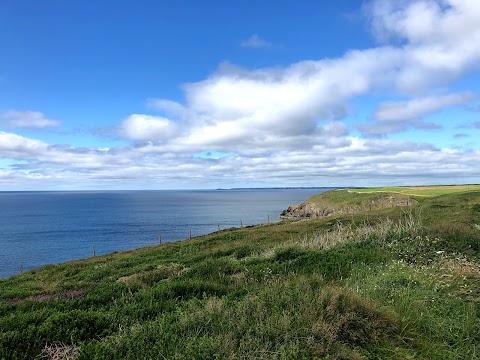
[
  {"xmin": 1, "ymin": 187, "xmax": 479, "ymax": 359},
  {"xmin": 305, "ymin": 188, "xmax": 413, "ymax": 209},
  {"xmin": 349, "ymin": 184, "xmax": 480, "ymax": 197},
  {"xmin": 306, "ymin": 184, "xmax": 480, "ymax": 207},
  {"xmin": 300, "ymin": 185, "xmax": 480, "ymax": 218}
]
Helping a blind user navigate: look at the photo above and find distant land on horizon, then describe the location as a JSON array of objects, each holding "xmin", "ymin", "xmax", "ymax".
[{"xmin": 216, "ymin": 186, "xmax": 343, "ymax": 190}]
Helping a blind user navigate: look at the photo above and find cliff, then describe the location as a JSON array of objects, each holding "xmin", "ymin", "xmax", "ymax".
[{"xmin": 280, "ymin": 189, "xmax": 418, "ymax": 218}]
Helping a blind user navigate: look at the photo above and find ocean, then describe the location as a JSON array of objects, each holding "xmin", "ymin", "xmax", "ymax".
[{"xmin": 0, "ymin": 188, "xmax": 329, "ymax": 278}]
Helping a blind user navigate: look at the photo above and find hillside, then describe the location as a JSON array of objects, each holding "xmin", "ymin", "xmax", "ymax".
[
  {"xmin": 281, "ymin": 185, "xmax": 480, "ymax": 219},
  {"xmin": 1, "ymin": 187, "xmax": 479, "ymax": 359},
  {"xmin": 280, "ymin": 189, "xmax": 416, "ymax": 218}
]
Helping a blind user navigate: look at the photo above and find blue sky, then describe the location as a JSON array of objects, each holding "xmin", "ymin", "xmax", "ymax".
[{"xmin": 1, "ymin": 0, "xmax": 480, "ymax": 190}]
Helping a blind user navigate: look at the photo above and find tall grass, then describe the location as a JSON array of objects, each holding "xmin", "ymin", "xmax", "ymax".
[{"xmin": 293, "ymin": 209, "xmax": 423, "ymax": 251}]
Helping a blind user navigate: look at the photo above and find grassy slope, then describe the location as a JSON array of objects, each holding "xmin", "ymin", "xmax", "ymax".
[
  {"xmin": 1, "ymin": 189, "xmax": 479, "ymax": 359},
  {"xmin": 305, "ymin": 189, "xmax": 413, "ymax": 209},
  {"xmin": 349, "ymin": 184, "xmax": 480, "ymax": 197}
]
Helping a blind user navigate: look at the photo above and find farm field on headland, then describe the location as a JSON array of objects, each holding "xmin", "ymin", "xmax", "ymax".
[{"xmin": 349, "ymin": 184, "xmax": 480, "ymax": 197}]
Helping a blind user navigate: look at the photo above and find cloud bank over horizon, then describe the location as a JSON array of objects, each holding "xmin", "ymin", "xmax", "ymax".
[{"xmin": 1, "ymin": 0, "xmax": 480, "ymax": 190}]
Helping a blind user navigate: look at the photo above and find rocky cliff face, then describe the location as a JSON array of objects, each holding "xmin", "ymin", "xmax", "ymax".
[{"xmin": 280, "ymin": 203, "xmax": 333, "ymax": 218}]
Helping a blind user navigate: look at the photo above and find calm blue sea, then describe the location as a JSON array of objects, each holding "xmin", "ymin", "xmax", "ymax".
[{"xmin": 0, "ymin": 188, "xmax": 329, "ymax": 278}]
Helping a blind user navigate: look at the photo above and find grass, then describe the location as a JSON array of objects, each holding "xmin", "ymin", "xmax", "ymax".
[
  {"xmin": 350, "ymin": 184, "xmax": 480, "ymax": 197},
  {"xmin": 1, "ymin": 188, "xmax": 479, "ymax": 359},
  {"xmin": 306, "ymin": 188, "xmax": 411, "ymax": 208}
]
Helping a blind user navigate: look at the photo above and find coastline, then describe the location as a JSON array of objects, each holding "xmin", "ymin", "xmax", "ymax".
[{"xmin": 0, "ymin": 188, "xmax": 325, "ymax": 279}]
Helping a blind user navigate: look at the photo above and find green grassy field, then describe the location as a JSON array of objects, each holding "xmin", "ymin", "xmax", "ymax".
[
  {"xmin": 1, "ymin": 188, "xmax": 479, "ymax": 359},
  {"xmin": 349, "ymin": 184, "xmax": 480, "ymax": 197}
]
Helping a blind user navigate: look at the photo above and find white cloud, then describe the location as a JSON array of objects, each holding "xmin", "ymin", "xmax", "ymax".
[
  {"xmin": 2, "ymin": 130, "xmax": 480, "ymax": 190},
  {"xmin": 240, "ymin": 34, "xmax": 272, "ymax": 48},
  {"xmin": 374, "ymin": 93, "xmax": 476, "ymax": 122},
  {"xmin": 0, "ymin": 131, "xmax": 113, "ymax": 168},
  {"xmin": 357, "ymin": 119, "xmax": 441, "ymax": 136},
  {"xmin": 141, "ymin": 47, "xmax": 402, "ymax": 151},
  {"xmin": 134, "ymin": 0, "xmax": 480, "ymax": 146},
  {"xmin": 146, "ymin": 99, "xmax": 191, "ymax": 118},
  {"xmin": 366, "ymin": 0, "xmax": 480, "ymax": 93},
  {"xmin": 105, "ymin": 1, "xmax": 480, "ymax": 149},
  {"xmin": 357, "ymin": 92, "xmax": 477, "ymax": 135},
  {"xmin": 117, "ymin": 114, "xmax": 178, "ymax": 142},
  {"xmin": 0, "ymin": 110, "xmax": 61, "ymax": 128},
  {"xmin": 0, "ymin": 131, "xmax": 49, "ymax": 159}
]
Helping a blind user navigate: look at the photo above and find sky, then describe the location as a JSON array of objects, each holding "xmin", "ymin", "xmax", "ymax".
[{"xmin": 1, "ymin": 0, "xmax": 480, "ymax": 190}]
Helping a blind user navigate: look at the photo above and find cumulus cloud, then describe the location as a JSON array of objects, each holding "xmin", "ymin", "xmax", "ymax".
[
  {"xmin": 240, "ymin": 34, "xmax": 272, "ymax": 48},
  {"xmin": 0, "ymin": 110, "xmax": 61, "ymax": 128},
  {"xmin": 134, "ymin": 47, "xmax": 403, "ymax": 150},
  {"xmin": 357, "ymin": 119, "xmax": 441, "ymax": 136},
  {"xmin": 0, "ymin": 131, "xmax": 112, "ymax": 167},
  {"xmin": 374, "ymin": 93, "xmax": 476, "ymax": 122},
  {"xmin": 128, "ymin": 0, "xmax": 480, "ymax": 146},
  {"xmin": 366, "ymin": 0, "xmax": 480, "ymax": 93},
  {"xmin": 357, "ymin": 92, "xmax": 476, "ymax": 135},
  {"xmin": 117, "ymin": 114, "xmax": 178, "ymax": 142},
  {"xmin": 91, "ymin": 0, "xmax": 480, "ymax": 185},
  {"xmin": 146, "ymin": 99, "xmax": 192, "ymax": 119},
  {"xmin": 0, "ymin": 131, "xmax": 49, "ymax": 159},
  {"xmin": 2, "ymin": 129, "xmax": 480, "ymax": 190}
]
